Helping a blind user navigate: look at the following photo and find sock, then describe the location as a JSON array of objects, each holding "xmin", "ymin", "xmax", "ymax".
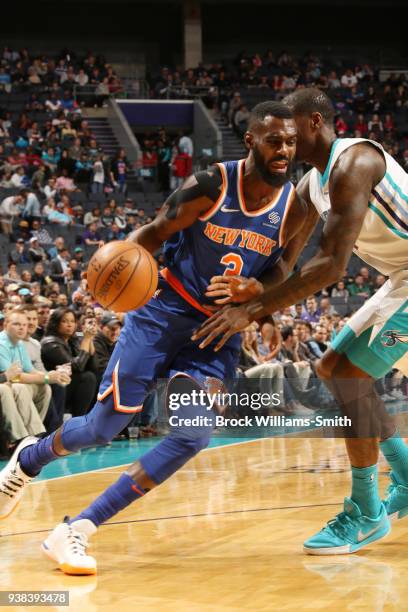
[
  {"xmin": 380, "ymin": 432, "xmax": 408, "ymax": 486},
  {"xmin": 350, "ymin": 464, "xmax": 381, "ymax": 518},
  {"xmin": 19, "ymin": 432, "xmax": 59, "ymax": 477},
  {"xmin": 70, "ymin": 473, "xmax": 146, "ymax": 527}
]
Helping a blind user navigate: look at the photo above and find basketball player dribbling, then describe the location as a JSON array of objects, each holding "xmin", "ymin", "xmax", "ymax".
[
  {"xmin": 195, "ymin": 88, "xmax": 408, "ymax": 556},
  {"xmin": 0, "ymin": 101, "xmax": 314, "ymax": 574}
]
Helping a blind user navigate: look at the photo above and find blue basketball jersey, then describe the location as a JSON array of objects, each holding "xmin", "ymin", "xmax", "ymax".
[{"xmin": 162, "ymin": 159, "xmax": 295, "ymax": 313}]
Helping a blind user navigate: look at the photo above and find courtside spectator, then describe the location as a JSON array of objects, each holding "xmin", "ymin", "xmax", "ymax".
[
  {"xmin": 0, "ymin": 311, "xmax": 52, "ymax": 427},
  {"xmin": 41, "ymin": 308, "xmax": 97, "ymax": 417}
]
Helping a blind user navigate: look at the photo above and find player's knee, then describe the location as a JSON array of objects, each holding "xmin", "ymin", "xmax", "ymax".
[
  {"xmin": 315, "ymin": 358, "xmax": 326, "ymax": 379},
  {"xmin": 182, "ymin": 432, "xmax": 211, "ymax": 456},
  {"xmin": 316, "ymin": 354, "xmax": 334, "ymax": 379}
]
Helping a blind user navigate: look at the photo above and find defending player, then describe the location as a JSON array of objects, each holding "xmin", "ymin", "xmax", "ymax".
[
  {"xmin": 195, "ymin": 88, "xmax": 408, "ymax": 555},
  {"xmin": 0, "ymin": 101, "xmax": 312, "ymax": 574}
]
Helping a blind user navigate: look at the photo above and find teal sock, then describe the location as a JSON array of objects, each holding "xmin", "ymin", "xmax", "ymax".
[
  {"xmin": 351, "ymin": 464, "xmax": 381, "ymax": 518},
  {"xmin": 380, "ymin": 432, "xmax": 408, "ymax": 486}
]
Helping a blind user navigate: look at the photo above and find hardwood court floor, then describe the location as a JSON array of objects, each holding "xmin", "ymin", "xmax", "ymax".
[{"xmin": 1, "ymin": 437, "xmax": 408, "ymax": 612}]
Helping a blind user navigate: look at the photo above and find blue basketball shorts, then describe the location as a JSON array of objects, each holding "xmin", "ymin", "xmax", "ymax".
[{"xmin": 97, "ymin": 278, "xmax": 240, "ymax": 413}]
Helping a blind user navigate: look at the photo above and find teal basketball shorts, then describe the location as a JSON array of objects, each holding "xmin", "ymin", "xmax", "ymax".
[{"xmin": 332, "ymin": 269, "xmax": 408, "ymax": 378}]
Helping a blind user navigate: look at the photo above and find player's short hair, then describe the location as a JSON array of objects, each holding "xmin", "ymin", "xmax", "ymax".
[
  {"xmin": 283, "ymin": 87, "xmax": 335, "ymax": 123},
  {"xmin": 248, "ymin": 101, "xmax": 293, "ymax": 130}
]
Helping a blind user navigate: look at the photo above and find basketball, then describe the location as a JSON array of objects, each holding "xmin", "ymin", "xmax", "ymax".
[{"xmin": 87, "ymin": 241, "xmax": 158, "ymax": 312}]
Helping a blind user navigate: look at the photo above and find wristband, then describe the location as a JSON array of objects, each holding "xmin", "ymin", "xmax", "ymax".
[{"xmin": 44, "ymin": 373, "xmax": 49, "ymax": 384}]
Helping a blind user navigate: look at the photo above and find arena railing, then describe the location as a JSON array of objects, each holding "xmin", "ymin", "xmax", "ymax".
[
  {"xmin": 72, "ymin": 80, "xmax": 150, "ymax": 104},
  {"xmin": 151, "ymin": 84, "xmax": 219, "ymax": 102}
]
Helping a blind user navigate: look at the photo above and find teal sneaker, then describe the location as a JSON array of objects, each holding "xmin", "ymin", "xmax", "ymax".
[
  {"xmin": 303, "ymin": 498, "xmax": 391, "ymax": 555},
  {"xmin": 383, "ymin": 472, "xmax": 408, "ymax": 521}
]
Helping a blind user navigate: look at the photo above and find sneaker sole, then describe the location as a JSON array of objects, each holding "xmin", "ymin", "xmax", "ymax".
[
  {"xmin": 303, "ymin": 522, "xmax": 391, "ymax": 555},
  {"xmin": 41, "ymin": 542, "xmax": 97, "ymax": 576},
  {"xmin": 59, "ymin": 563, "xmax": 96, "ymax": 576}
]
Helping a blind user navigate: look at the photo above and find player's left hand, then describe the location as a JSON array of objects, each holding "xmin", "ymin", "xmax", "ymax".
[
  {"xmin": 205, "ymin": 275, "xmax": 263, "ymax": 305},
  {"xmin": 192, "ymin": 304, "xmax": 253, "ymax": 351}
]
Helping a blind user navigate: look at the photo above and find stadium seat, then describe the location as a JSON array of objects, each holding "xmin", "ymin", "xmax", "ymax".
[{"xmin": 330, "ymin": 296, "xmax": 350, "ymax": 316}]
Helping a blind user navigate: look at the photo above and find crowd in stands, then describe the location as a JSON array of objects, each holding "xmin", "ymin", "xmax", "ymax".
[
  {"xmin": 0, "ymin": 47, "xmax": 122, "ymax": 99},
  {"xmin": 141, "ymin": 128, "xmax": 194, "ymax": 191},
  {"xmin": 0, "ymin": 47, "xmax": 130, "ymax": 203},
  {"xmin": 0, "ymin": 46, "xmax": 407, "ymax": 459},
  {"xmin": 148, "ymin": 49, "xmax": 408, "ymax": 168}
]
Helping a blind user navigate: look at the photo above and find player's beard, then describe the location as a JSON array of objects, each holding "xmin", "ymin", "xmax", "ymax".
[{"xmin": 253, "ymin": 146, "xmax": 292, "ymax": 187}]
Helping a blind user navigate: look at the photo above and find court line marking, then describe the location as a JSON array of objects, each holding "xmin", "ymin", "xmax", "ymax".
[
  {"xmin": 29, "ymin": 438, "xmax": 262, "ymax": 485},
  {"xmin": 0, "ymin": 501, "xmax": 341, "ymax": 539}
]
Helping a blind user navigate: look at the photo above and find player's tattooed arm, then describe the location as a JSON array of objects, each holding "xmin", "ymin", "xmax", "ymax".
[
  {"xmin": 163, "ymin": 167, "xmax": 223, "ymax": 220},
  {"xmin": 127, "ymin": 166, "xmax": 223, "ymax": 253}
]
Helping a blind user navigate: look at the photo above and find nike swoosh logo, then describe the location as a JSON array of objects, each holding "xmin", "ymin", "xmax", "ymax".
[
  {"xmin": 357, "ymin": 525, "xmax": 379, "ymax": 542},
  {"xmin": 221, "ymin": 206, "xmax": 240, "ymax": 213}
]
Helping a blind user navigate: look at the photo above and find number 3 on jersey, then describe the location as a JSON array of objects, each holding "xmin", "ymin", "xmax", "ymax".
[{"xmin": 220, "ymin": 253, "xmax": 244, "ymax": 276}]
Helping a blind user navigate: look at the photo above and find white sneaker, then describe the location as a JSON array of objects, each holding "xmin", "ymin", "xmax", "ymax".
[
  {"xmin": 42, "ymin": 519, "xmax": 97, "ymax": 575},
  {"xmin": 0, "ymin": 436, "xmax": 38, "ymax": 519}
]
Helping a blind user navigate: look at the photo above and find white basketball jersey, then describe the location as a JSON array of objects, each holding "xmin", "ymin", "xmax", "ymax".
[{"xmin": 309, "ymin": 138, "xmax": 408, "ymax": 275}]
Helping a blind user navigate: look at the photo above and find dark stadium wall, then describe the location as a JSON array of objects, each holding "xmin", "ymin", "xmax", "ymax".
[
  {"xmin": 0, "ymin": 3, "xmax": 183, "ymax": 67},
  {"xmin": 1, "ymin": 1, "xmax": 406, "ymax": 69},
  {"xmin": 118, "ymin": 101, "xmax": 194, "ymax": 129},
  {"xmin": 202, "ymin": 4, "xmax": 408, "ymax": 65}
]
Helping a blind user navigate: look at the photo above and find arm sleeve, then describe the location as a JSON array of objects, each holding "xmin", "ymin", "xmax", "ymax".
[
  {"xmin": 70, "ymin": 350, "xmax": 92, "ymax": 372},
  {"xmin": 41, "ymin": 341, "xmax": 72, "ymax": 370},
  {"xmin": 68, "ymin": 338, "xmax": 92, "ymax": 373},
  {"xmin": 20, "ymin": 345, "xmax": 33, "ymax": 373}
]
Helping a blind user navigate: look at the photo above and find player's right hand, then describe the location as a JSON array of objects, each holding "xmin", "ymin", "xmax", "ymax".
[{"xmin": 205, "ymin": 276, "xmax": 263, "ymax": 305}]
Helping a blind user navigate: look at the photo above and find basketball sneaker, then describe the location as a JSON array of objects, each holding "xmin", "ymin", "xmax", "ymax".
[
  {"xmin": 303, "ymin": 497, "xmax": 390, "ymax": 555},
  {"xmin": 0, "ymin": 436, "xmax": 38, "ymax": 519},
  {"xmin": 42, "ymin": 518, "xmax": 97, "ymax": 575},
  {"xmin": 383, "ymin": 472, "xmax": 408, "ymax": 521}
]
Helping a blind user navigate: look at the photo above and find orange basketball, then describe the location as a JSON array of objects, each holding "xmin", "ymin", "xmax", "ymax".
[{"xmin": 87, "ymin": 241, "xmax": 158, "ymax": 312}]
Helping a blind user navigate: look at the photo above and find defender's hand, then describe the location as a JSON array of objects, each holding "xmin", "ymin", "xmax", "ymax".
[
  {"xmin": 192, "ymin": 304, "xmax": 254, "ymax": 351},
  {"xmin": 205, "ymin": 275, "xmax": 263, "ymax": 305}
]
